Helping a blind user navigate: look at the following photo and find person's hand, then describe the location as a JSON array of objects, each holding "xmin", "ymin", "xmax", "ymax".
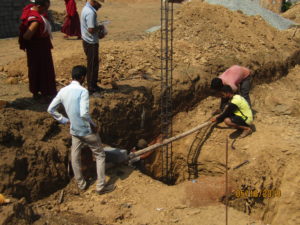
[
  {"xmin": 211, "ymin": 109, "xmax": 221, "ymax": 116},
  {"xmin": 90, "ymin": 123, "xmax": 100, "ymax": 133},
  {"xmin": 128, "ymin": 156, "xmax": 141, "ymax": 166},
  {"xmin": 61, "ymin": 118, "xmax": 70, "ymax": 125},
  {"xmin": 157, "ymin": 136, "xmax": 163, "ymax": 144},
  {"xmin": 128, "ymin": 151, "xmax": 135, "ymax": 159},
  {"xmin": 92, "ymin": 126, "xmax": 100, "ymax": 134},
  {"xmin": 211, "ymin": 117, "xmax": 217, "ymax": 123},
  {"xmin": 63, "ymin": 10, "xmax": 68, "ymax": 19},
  {"xmin": 130, "ymin": 147, "xmax": 137, "ymax": 153}
]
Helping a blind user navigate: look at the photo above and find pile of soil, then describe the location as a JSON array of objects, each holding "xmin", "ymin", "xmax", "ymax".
[
  {"xmin": 205, "ymin": 0, "xmax": 296, "ymax": 30},
  {"xmin": 282, "ymin": 3, "xmax": 300, "ymax": 24},
  {"xmin": 0, "ymin": 107, "xmax": 70, "ymax": 201},
  {"xmin": 0, "ymin": 197, "xmax": 36, "ymax": 225},
  {"xmin": 55, "ymin": 1, "xmax": 300, "ymax": 147},
  {"xmin": 2, "ymin": 0, "xmax": 300, "ymax": 200},
  {"xmin": 5, "ymin": 1, "xmax": 300, "ymax": 85},
  {"xmin": 1, "ymin": 1, "xmax": 300, "ymax": 224},
  {"xmin": 4, "ymin": 2, "xmax": 300, "ymax": 136},
  {"xmin": 168, "ymin": 64, "xmax": 300, "ymax": 224}
]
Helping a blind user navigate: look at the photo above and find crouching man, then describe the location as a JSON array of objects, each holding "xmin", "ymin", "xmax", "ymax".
[
  {"xmin": 47, "ymin": 65, "xmax": 115, "ymax": 194},
  {"xmin": 210, "ymin": 65, "xmax": 252, "ymax": 112},
  {"xmin": 211, "ymin": 85, "xmax": 253, "ymax": 138}
]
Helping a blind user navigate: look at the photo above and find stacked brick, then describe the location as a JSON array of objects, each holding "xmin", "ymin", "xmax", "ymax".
[{"xmin": 0, "ymin": 0, "xmax": 28, "ymax": 38}]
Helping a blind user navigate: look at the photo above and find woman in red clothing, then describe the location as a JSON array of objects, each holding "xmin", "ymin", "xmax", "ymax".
[
  {"xmin": 61, "ymin": 0, "xmax": 81, "ymax": 39},
  {"xmin": 19, "ymin": 0, "xmax": 57, "ymax": 102}
]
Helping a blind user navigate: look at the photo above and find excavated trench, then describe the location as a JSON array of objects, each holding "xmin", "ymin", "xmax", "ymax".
[
  {"xmin": 1, "ymin": 52, "xmax": 300, "ymax": 224},
  {"xmin": 78, "ymin": 49, "xmax": 300, "ymax": 225}
]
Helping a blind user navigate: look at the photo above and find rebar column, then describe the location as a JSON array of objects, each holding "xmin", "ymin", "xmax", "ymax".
[{"xmin": 160, "ymin": 0, "xmax": 174, "ymax": 183}]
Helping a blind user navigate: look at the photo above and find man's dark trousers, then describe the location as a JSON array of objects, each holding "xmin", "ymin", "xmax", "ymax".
[{"xmin": 83, "ymin": 40, "xmax": 99, "ymax": 91}]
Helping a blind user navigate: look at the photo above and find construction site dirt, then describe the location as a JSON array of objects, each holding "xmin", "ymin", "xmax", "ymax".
[{"xmin": 1, "ymin": 0, "xmax": 300, "ymax": 224}]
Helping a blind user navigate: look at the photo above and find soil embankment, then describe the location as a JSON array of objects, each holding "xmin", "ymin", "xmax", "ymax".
[
  {"xmin": 0, "ymin": 1, "xmax": 300, "ymax": 224},
  {"xmin": 3, "ymin": 1, "xmax": 300, "ymax": 147},
  {"xmin": 0, "ymin": 108, "xmax": 70, "ymax": 201},
  {"xmin": 282, "ymin": 2, "xmax": 300, "ymax": 24},
  {"xmin": 170, "ymin": 64, "xmax": 300, "ymax": 225}
]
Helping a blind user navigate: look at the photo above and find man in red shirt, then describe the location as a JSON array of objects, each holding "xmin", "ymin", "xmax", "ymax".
[{"xmin": 210, "ymin": 65, "xmax": 252, "ymax": 111}]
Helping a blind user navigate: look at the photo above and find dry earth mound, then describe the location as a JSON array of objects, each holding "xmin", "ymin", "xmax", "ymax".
[
  {"xmin": 2, "ymin": 0, "xmax": 300, "ymax": 198},
  {"xmin": 282, "ymin": 3, "xmax": 300, "ymax": 24},
  {"xmin": 1, "ymin": 1, "xmax": 300, "ymax": 224},
  {"xmin": 0, "ymin": 107, "xmax": 70, "ymax": 201},
  {"xmin": 5, "ymin": 1, "xmax": 299, "ymax": 84},
  {"xmin": 167, "ymin": 64, "xmax": 300, "ymax": 224},
  {"xmin": 205, "ymin": 0, "xmax": 296, "ymax": 30},
  {"xmin": 54, "ymin": 1, "xmax": 300, "ymax": 145}
]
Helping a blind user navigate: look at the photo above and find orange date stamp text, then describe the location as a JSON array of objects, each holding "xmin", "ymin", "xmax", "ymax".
[{"xmin": 234, "ymin": 189, "xmax": 281, "ymax": 198}]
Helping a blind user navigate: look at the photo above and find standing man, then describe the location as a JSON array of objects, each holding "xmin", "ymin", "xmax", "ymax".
[
  {"xmin": 47, "ymin": 65, "xmax": 115, "ymax": 194},
  {"xmin": 210, "ymin": 65, "xmax": 252, "ymax": 112},
  {"xmin": 80, "ymin": 0, "xmax": 103, "ymax": 94}
]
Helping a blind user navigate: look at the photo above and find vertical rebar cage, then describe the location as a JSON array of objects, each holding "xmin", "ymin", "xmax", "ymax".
[{"xmin": 160, "ymin": 0, "xmax": 174, "ymax": 183}]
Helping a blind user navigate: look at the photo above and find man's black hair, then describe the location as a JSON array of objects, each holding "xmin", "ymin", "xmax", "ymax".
[
  {"xmin": 34, "ymin": 0, "xmax": 50, "ymax": 7},
  {"xmin": 93, "ymin": 1, "xmax": 102, "ymax": 10},
  {"xmin": 210, "ymin": 77, "xmax": 223, "ymax": 90},
  {"xmin": 72, "ymin": 65, "xmax": 87, "ymax": 80},
  {"xmin": 136, "ymin": 139, "xmax": 148, "ymax": 150},
  {"xmin": 221, "ymin": 85, "xmax": 234, "ymax": 94}
]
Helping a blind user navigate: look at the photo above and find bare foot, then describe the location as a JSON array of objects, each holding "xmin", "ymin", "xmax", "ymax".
[{"xmin": 239, "ymin": 128, "xmax": 252, "ymax": 138}]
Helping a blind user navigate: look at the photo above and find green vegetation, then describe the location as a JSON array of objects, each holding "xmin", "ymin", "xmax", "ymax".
[{"xmin": 281, "ymin": 1, "xmax": 293, "ymax": 12}]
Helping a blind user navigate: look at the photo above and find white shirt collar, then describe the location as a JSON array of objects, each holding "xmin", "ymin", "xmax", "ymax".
[
  {"xmin": 86, "ymin": 2, "xmax": 97, "ymax": 13},
  {"xmin": 71, "ymin": 80, "xmax": 81, "ymax": 86}
]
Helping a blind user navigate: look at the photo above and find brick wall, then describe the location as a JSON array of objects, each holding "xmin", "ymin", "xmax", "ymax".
[{"xmin": 0, "ymin": 0, "xmax": 28, "ymax": 38}]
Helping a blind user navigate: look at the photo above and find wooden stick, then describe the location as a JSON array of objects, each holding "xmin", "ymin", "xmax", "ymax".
[
  {"xmin": 233, "ymin": 160, "xmax": 249, "ymax": 170},
  {"xmin": 130, "ymin": 121, "xmax": 212, "ymax": 158},
  {"xmin": 58, "ymin": 190, "xmax": 64, "ymax": 204},
  {"xmin": 292, "ymin": 27, "xmax": 298, "ymax": 39}
]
